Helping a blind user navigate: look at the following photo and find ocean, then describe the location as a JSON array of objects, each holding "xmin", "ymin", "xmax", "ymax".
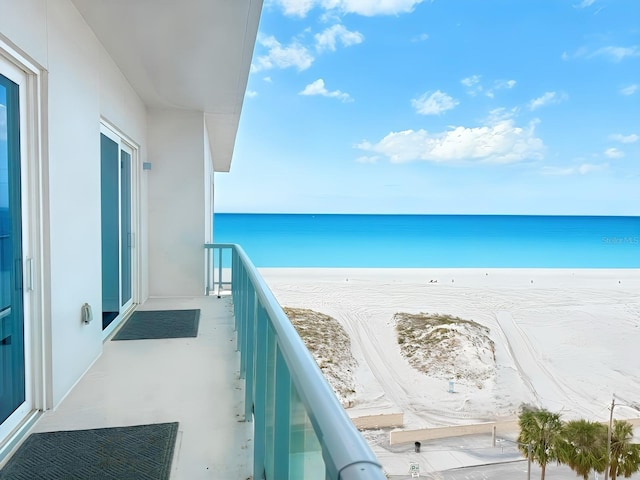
[{"xmin": 213, "ymin": 214, "xmax": 640, "ymax": 268}]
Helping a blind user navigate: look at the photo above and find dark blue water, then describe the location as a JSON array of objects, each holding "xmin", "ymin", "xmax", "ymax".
[{"xmin": 213, "ymin": 214, "xmax": 640, "ymax": 268}]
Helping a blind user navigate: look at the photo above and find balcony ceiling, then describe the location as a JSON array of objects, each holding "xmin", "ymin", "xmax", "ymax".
[{"xmin": 71, "ymin": 0, "xmax": 262, "ymax": 172}]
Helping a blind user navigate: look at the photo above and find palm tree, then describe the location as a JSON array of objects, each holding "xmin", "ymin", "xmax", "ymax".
[
  {"xmin": 609, "ymin": 419, "xmax": 640, "ymax": 480},
  {"xmin": 517, "ymin": 406, "xmax": 563, "ymax": 480},
  {"xmin": 559, "ymin": 419, "xmax": 608, "ymax": 480}
]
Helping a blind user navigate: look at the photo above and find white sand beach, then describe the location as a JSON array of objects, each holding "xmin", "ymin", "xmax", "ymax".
[{"xmin": 260, "ymin": 268, "xmax": 640, "ymax": 474}]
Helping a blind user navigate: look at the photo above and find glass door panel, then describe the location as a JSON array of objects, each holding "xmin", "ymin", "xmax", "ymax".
[
  {"xmin": 100, "ymin": 133, "xmax": 119, "ymax": 329},
  {"xmin": 120, "ymin": 148, "xmax": 132, "ymax": 308},
  {"xmin": 100, "ymin": 128, "xmax": 134, "ymax": 331},
  {"xmin": 0, "ymin": 73, "xmax": 25, "ymax": 425}
]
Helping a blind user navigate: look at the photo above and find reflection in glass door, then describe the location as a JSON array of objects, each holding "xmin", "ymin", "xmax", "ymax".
[
  {"xmin": 0, "ymin": 74, "xmax": 25, "ymax": 427},
  {"xmin": 120, "ymin": 149, "xmax": 131, "ymax": 307},
  {"xmin": 100, "ymin": 127, "xmax": 133, "ymax": 332}
]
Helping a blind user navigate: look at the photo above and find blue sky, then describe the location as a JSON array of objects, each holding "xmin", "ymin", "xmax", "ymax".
[{"xmin": 216, "ymin": 0, "xmax": 639, "ymax": 215}]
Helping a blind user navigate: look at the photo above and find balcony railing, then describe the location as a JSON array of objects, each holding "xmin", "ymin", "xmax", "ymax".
[{"xmin": 204, "ymin": 243, "xmax": 386, "ymax": 480}]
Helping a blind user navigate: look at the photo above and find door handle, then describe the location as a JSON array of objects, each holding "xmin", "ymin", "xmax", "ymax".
[{"xmin": 26, "ymin": 257, "xmax": 34, "ymax": 292}]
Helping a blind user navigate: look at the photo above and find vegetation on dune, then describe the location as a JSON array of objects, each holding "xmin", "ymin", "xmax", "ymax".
[
  {"xmin": 394, "ymin": 312, "xmax": 496, "ymax": 388},
  {"xmin": 284, "ymin": 307, "xmax": 357, "ymax": 408},
  {"xmin": 517, "ymin": 407, "xmax": 640, "ymax": 480}
]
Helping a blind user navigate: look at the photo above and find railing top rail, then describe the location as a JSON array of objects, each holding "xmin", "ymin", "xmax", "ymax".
[
  {"xmin": 204, "ymin": 243, "xmax": 234, "ymax": 248},
  {"xmin": 209, "ymin": 243, "xmax": 385, "ymax": 479}
]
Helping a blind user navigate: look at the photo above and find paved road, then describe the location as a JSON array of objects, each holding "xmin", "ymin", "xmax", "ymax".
[
  {"xmin": 383, "ymin": 433, "xmax": 640, "ymax": 480},
  {"xmin": 390, "ymin": 460, "xmax": 640, "ymax": 480}
]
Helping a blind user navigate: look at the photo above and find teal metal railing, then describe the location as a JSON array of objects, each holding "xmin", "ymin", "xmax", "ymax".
[
  {"xmin": 204, "ymin": 242, "xmax": 233, "ymax": 296},
  {"xmin": 204, "ymin": 243, "xmax": 386, "ymax": 480}
]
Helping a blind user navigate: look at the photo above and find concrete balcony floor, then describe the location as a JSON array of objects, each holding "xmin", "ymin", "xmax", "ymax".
[{"xmin": 31, "ymin": 296, "xmax": 253, "ymax": 480}]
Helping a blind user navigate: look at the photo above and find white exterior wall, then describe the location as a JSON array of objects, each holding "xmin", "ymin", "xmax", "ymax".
[
  {"xmin": 204, "ymin": 130, "xmax": 214, "ymax": 245},
  {"xmin": 148, "ymin": 109, "xmax": 206, "ymax": 297},
  {"xmin": 1, "ymin": 0, "xmax": 148, "ymax": 407}
]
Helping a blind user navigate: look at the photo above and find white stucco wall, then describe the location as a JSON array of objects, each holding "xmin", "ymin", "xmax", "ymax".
[
  {"xmin": 204, "ymin": 128, "xmax": 214, "ymax": 245},
  {"xmin": 0, "ymin": 0, "xmax": 48, "ymax": 68},
  {"xmin": 1, "ymin": 0, "xmax": 148, "ymax": 407},
  {"xmin": 148, "ymin": 109, "xmax": 206, "ymax": 297},
  {"xmin": 98, "ymin": 45, "xmax": 149, "ymax": 305},
  {"xmin": 46, "ymin": 0, "xmax": 104, "ymax": 407}
]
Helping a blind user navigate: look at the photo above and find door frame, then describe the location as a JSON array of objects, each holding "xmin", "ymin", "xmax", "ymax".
[
  {"xmin": 0, "ymin": 41, "xmax": 46, "ymax": 454},
  {"xmin": 100, "ymin": 121, "xmax": 140, "ymax": 339}
]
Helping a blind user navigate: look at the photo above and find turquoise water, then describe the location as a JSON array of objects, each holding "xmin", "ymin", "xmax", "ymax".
[{"xmin": 213, "ymin": 214, "xmax": 640, "ymax": 268}]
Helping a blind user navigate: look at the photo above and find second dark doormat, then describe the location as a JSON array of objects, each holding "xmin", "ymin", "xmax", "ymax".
[{"xmin": 112, "ymin": 309, "xmax": 200, "ymax": 341}]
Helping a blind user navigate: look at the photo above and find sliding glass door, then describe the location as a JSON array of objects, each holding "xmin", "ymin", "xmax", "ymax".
[
  {"xmin": 0, "ymin": 71, "xmax": 26, "ymax": 432},
  {"xmin": 100, "ymin": 126, "xmax": 134, "ymax": 332}
]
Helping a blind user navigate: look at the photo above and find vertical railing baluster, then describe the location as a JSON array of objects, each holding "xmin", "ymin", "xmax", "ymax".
[
  {"xmin": 244, "ymin": 290, "xmax": 257, "ymax": 421},
  {"xmin": 205, "ymin": 246, "xmax": 211, "ymax": 295},
  {"xmin": 217, "ymin": 246, "xmax": 223, "ymax": 297},
  {"xmin": 273, "ymin": 346, "xmax": 291, "ymax": 480},
  {"xmin": 253, "ymin": 305, "xmax": 267, "ymax": 480},
  {"xmin": 239, "ymin": 273, "xmax": 251, "ymax": 379},
  {"xmin": 264, "ymin": 323, "xmax": 277, "ymax": 479},
  {"xmin": 236, "ymin": 271, "xmax": 245, "ymax": 354}
]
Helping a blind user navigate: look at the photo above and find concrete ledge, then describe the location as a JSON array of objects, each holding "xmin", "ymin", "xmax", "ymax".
[
  {"xmin": 390, "ymin": 420, "xmax": 519, "ymax": 445},
  {"xmin": 351, "ymin": 413, "xmax": 404, "ymax": 430}
]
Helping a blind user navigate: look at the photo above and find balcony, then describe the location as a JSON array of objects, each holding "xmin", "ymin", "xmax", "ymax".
[
  {"xmin": 5, "ymin": 245, "xmax": 384, "ymax": 479},
  {"xmin": 30, "ymin": 295, "xmax": 251, "ymax": 479}
]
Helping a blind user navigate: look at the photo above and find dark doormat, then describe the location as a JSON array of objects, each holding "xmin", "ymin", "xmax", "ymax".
[
  {"xmin": 112, "ymin": 309, "xmax": 200, "ymax": 341},
  {"xmin": 0, "ymin": 422, "xmax": 178, "ymax": 480}
]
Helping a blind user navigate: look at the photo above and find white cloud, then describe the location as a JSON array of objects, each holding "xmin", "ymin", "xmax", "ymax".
[
  {"xmin": 357, "ymin": 119, "xmax": 544, "ymax": 164},
  {"xmin": 578, "ymin": 163, "xmax": 606, "ymax": 174},
  {"xmin": 461, "ymin": 75, "xmax": 483, "ymax": 96},
  {"xmin": 356, "ymin": 155, "xmax": 379, "ymax": 164},
  {"xmin": 299, "ymin": 79, "xmax": 352, "ymax": 102},
  {"xmin": 461, "ymin": 76, "xmax": 516, "ymax": 98},
  {"xmin": 461, "ymin": 75, "xmax": 481, "ymax": 88},
  {"xmin": 496, "ymin": 79, "xmax": 517, "ymax": 89},
  {"xmin": 591, "ymin": 46, "xmax": 640, "ymax": 62},
  {"xmin": 412, "ymin": 33, "xmax": 429, "ymax": 42},
  {"xmin": 271, "ymin": 0, "xmax": 317, "ymax": 17},
  {"xmin": 604, "ymin": 147, "xmax": 625, "ymax": 159},
  {"xmin": 411, "ymin": 90, "xmax": 458, "ymax": 115},
  {"xmin": 245, "ymin": 90, "xmax": 258, "ymax": 98},
  {"xmin": 563, "ymin": 45, "xmax": 639, "ymax": 62},
  {"xmin": 620, "ymin": 84, "xmax": 638, "ymax": 96},
  {"xmin": 529, "ymin": 91, "xmax": 567, "ymax": 110},
  {"xmin": 315, "ymin": 24, "xmax": 364, "ymax": 52},
  {"xmin": 339, "ymin": 0, "xmax": 425, "ymax": 16},
  {"xmin": 542, "ymin": 162, "xmax": 608, "ymax": 175},
  {"xmin": 574, "ymin": 0, "xmax": 596, "ymax": 8},
  {"xmin": 270, "ymin": 0, "xmax": 425, "ymax": 17},
  {"xmin": 485, "ymin": 107, "xmax": 519, "ymax": 124},
  {"xmin": 263, "ymin": 76, "xmax": 273, "ymax": 83},
  {"xmin": 251, "ymin": 35, "xmax": 314, "ymax": 72},
  {"xmin": 609, "ymin": 133, "xmax": 638, "ymax": 144},
  {"xmin": 485, "ymin": 79, "xmax": 516, "ymax": 98},
  {"xmin": 0, "ymin": 104, "xmax": 6, "ymax": 141}
]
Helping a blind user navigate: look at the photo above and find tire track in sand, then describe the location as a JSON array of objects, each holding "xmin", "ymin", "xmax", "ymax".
[{"xmin": 495, "ymin": 310, "xmax": 578, "ymax": 412}]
